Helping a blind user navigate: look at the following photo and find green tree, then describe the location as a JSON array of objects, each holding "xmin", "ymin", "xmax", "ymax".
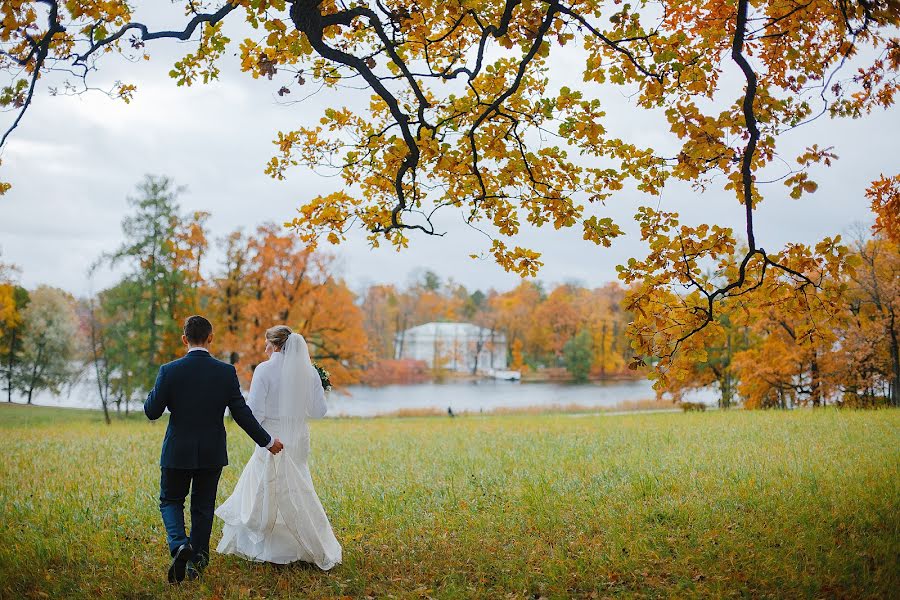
[
  {"xmin": 98, "ymin": 175, "xmax": 184, "ymax": 391},
  {"xmin": 421, "ymin": 271, "xmax": 441, "ymax": 293},
  {"xmin": 18, "ymin": 286, "xmax": 79, "ymax": 404},
  {"xmin": 90, "ymin": 280, "xmax": 147, "ymax": 415},
  {"xmin": 563, "ymin": 329, "xmax": 594, "ymax": 384}
]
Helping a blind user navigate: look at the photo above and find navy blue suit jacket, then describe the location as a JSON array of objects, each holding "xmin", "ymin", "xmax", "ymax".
[{"xmin": 144, "ymin": 350, "xmax": 272, "ymax": 469}]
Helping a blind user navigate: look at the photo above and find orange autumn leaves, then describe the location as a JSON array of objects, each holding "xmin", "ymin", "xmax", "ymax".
[
  {"xmin": 263, "ymin": 0, "xmax": 898, "ymax": 262},
  {"xmin": 5, "ymin": 0, "xmax": 893, "ymax": 272},
  {"xmin": 867, "ymin": 174, "xmax": 900, "ymax": 244},
  {"xmin": 205, "ymin": 224, "xmax": 369, "ymax": 386},
  {"xmin": 623, "ymin": 213, "xmax": 900, "ymax": 408}
]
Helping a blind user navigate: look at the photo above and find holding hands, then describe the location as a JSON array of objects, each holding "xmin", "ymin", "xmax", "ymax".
[{"xmin": 268, "ymin": 438, "xmax": 284, "ymax": 455}]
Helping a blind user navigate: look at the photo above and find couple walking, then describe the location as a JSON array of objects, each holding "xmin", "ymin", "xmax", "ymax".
[{"xmin": 143, "ymin": 315, "xmax": 341, "ymax": 583}]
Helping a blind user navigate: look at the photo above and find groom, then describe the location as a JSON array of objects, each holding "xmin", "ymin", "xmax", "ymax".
[{"xmin": 145, "ymin": 315, "xmax": 284, "ymax": 583}]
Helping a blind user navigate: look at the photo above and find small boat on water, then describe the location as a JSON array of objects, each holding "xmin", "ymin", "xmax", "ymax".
[{"xmin": 486, "ymin": 369, "xmax": 522, "ymax": 381}]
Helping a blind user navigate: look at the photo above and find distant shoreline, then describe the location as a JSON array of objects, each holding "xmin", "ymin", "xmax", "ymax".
[{"xmin": 0, "ymin": 397, "xmax": 694, "ymax": 420}]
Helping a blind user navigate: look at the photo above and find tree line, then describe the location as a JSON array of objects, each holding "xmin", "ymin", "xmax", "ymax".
[
  {"xmin": 1, "ymin": 175, "xmax": 897, "ymax": 415},
  {"xmin": 1, "ymin": 175, "xmax": 368, "ymax": 422}
]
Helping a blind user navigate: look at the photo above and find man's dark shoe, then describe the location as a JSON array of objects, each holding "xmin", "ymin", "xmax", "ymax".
[
  {"xmin": 167, "ymin": 543, "xmax": 194, "ymax": 584},
  {"xmin": 192, "ymin": 550, "xmax": 209, "ymax": 573},
  {"xmin": 185, "ymin": 561, "xmax": 201, "ymax": 581}
]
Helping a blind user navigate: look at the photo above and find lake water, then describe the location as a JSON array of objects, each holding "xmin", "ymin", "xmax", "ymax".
[{"xmin": 24, "ymin": 378, "xmax": 718, "ymax": 416}]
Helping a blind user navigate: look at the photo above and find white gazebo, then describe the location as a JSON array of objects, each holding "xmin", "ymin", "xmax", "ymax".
[{"xmin": 395, "ymin": 322, "xmax": 507, "ymax": 374}]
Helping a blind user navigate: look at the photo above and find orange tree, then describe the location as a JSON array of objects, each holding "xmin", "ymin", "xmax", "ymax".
[
  {"xmin": 2, "ymin": 0, "xmax": 897, "ymax": 385},
  {"xmin": 489, "ymin": 281, "xmax": 543, "ymax": 368},
  {"xmin": 528, "ymin": 284, "xmax": 589, "ymax": 365},
  {"xmin": 209, "ymin": 223, "xmax": 369, "ymax": 384}
]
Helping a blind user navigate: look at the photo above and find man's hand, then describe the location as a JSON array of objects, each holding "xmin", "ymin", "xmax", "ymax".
[{"xmin": 268, "ymin": 438, "xmax": 284, "ymax": 455}]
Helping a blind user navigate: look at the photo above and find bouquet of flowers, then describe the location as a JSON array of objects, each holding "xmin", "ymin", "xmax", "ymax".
[{"xmin": 313, "ymin": 362, "xmax": 332, "ymax": 392}]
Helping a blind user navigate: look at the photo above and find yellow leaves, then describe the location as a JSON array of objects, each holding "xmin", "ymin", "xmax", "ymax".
[
  {"xmin": 555, "ymin": 86, "xmax": 583, "ymax": 111},
  {"xmin": 1, "ymin": 0, "xmax": 893, "ymax": 307},
  {"xmin": 0, "ymin": 158, "xmax": 10, "ymax": 195},
  {"xmin": 490, "ymin": 240, "xmax": 543, "ymax": 277},
  {"xmin": 238, "ymin": 38, "xmax": 262, "ymax": 74},
  {"xmin": 321, "ymin": 107, "xmax": 355, "ymax": 129},
  {"xmin": 782, "ymin": 145, "xmax": 837, "ymax": 199},
  {"xmin": 168, "ymin": 22, "xmax": 230, "ymax": 86},
  {"xmin": 287, "ymin": 190, "xmax": 359, "ymax": 249},
  {"xmin": 0, "ymin": 283, "xmax": 19, "ymax": 329},
  {"xmin": 115, "ymin": 83, "xmax": 136, "ymax": 103},
  {"xmin": 582, "ymin": 216, "xmax": 623, "ymax": 247},
  {"xmin": 785, "ymin": 172, "xmax": 818, "ymax": 199}
]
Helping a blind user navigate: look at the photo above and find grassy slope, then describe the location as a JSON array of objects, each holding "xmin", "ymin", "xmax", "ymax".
[{"xmin": 0, "ymin": 403, "xmax": 897, "ymax": 599}]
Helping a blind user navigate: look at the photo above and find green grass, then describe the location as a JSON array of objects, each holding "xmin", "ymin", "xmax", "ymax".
[{"xmin": 1, "ymin": 404, "xmax": 898, "ymax": 599}]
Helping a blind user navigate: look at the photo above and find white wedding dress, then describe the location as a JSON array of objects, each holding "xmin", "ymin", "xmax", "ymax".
[{"xmin": 215, "ymin": 334, "xmax": 342, "ymax": 569}]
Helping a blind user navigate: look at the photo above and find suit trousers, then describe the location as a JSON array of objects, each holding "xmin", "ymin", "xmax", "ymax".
[{"xmin": 159, "ymin": 467, "xmax": 223, "ymax": 561}]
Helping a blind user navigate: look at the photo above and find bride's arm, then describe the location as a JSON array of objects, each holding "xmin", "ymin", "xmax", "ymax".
[
  {"xmin": 307, "ymin": 365, "xmax": 327, "ymax": 419},
  {"xmin": 247, "ymin": 364, "xmax": 269, "ymax": 421}
]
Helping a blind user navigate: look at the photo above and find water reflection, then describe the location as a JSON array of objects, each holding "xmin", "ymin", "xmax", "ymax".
[{"xmin": 330, "ymin": 379, "xmax": 717, "ymax": 417}]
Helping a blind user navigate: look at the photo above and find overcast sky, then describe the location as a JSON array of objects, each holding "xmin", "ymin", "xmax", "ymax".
[{"xmin": 1, "ymin": 6, "xmax": 896, "ymax": 297}]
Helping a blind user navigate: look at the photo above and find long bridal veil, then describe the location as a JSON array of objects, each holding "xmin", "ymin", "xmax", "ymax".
[{"xmin": 278, "ymin": 333, "xmax": 314, "ymax": 449}]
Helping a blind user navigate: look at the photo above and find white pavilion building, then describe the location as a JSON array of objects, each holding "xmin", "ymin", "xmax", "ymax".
[{"xmin": 395, "ymin": 322, "xmax": 508, "ymax": 374}]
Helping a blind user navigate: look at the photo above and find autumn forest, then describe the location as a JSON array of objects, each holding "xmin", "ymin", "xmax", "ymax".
[{"xmin": 1, "ymin": 173, "xmax": 897, "ymax": 417}]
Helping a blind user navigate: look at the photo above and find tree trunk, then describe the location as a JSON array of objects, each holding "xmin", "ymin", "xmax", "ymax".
[
  {"xmin": 810, "ymin": 355, "xmax": 821, "ymax": 407},
  {"xmin": 100, "ymin": 381, "xmax": 111, "ymax": 425},
  {"xmin": 148, "ymin": 214, "xmax": 160, "ymax": 390},
  {"xmin": 122, "ymin": 343, "xmax": 132, "ymax": 413},
  {"xmin": 471, "ymin": 333, "xmax": 486, "ymax": 375},
  {"xmin": 26, "ymin": 343, "xmax": 43, "ymax": 405},
  {"xmin": 6, "ymin": 328, "xmax": 15, "ymax": 402},
  {"xmin": 599, "ymin": 322, "xmax": 607, "ymax": 378},
  {"xmin": 889, "ymin": 310, "xmax": 900, "ymax": 407},
  {"xmin": 720, "ymin": 331, "xmax": 733, "ymax": 409},
  {"xmin": 89, "ymin": 303, "xmax": 112, "ymax": 424},
  {"xmin": 720, "ymin": 372, "xmax": 733, "ymax": 409},
  {"xmin": 394, "ymin": 313, "xmax": 406, "ymax": 359},
  {"xmin": 101, "ymin": 402, "xmax": 111, "ymax": 424}
]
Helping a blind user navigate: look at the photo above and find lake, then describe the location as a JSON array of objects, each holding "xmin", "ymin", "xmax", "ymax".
[{"xmin": 23, "ymin": 378, "xmax": 719, "ymax": 416}]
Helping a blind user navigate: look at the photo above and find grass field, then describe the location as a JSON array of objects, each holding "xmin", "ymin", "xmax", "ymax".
[{"xmin": 0, "ymin": 403, "xmax": 898, "ymax": 599}]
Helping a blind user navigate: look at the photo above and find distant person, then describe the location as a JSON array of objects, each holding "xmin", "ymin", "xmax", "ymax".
[
  {"xmin": 448, "ymin": 406, "xmax": 455, "ymax": 418},
  {"xmin": 216, "ymin": 325, "xmax": 342, "ymax": 570},
  {"xmin": 144, "ymin": 316, "xmax": 283, "ymax": 584}
]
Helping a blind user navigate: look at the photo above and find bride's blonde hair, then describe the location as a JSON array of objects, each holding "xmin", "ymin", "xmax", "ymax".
[{"xmin": 265, "ymin": 325, "xmax": 293, "ymax": 350}]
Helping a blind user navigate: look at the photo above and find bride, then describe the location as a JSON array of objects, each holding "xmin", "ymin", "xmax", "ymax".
[{"xmin": 215, "ymin": 326, "xmax": 342, "ymax": 569}]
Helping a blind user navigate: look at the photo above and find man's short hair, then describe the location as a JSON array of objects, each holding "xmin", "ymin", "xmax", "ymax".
[{"xmin": 183, "ymin": 315, "xmax": 213, "ymax": 345}]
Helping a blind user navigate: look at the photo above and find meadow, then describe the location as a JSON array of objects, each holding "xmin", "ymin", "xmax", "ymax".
[{"xmin": 0, "ymin": 404, "xmax": 897, "ymax": 599}]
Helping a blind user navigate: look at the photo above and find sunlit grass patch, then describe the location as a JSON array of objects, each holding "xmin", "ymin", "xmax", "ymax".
[{"xmin": 1, "ymin": 404, "xmax": 898, "ymax": 598}]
